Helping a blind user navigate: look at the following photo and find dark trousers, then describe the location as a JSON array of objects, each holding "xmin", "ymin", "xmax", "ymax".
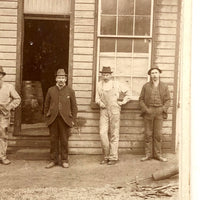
[
  {"xmin": 49, "ymin": 115, "xmax": 70, "ymax": 163},
  {"xmin": 144, "ymin": 106, "xmax": 163, "ymax": 158}
]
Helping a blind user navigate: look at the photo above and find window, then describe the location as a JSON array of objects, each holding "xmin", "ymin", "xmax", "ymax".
[{"xmin": 96, "ymin": 0, "xmax": 154, "ymax": 99}]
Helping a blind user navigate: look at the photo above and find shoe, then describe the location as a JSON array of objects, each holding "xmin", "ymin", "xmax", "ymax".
[
  {"xmin": 62, "ymin": 162, "xmax": 69, "ymax": 168},
  {"xmin": 100, "ymin": 159, "xmax": 109, "ymax": 165},
  {"xmin": 140, "ymin": 156, "xmax": 152, "ymax": 162},
  {"xmin": 156, "ymin": 156, "xmax": 167, "ymax": 162},
  {"xmin": 1, "ymin": 159, "xmax": 11, "ymax": 165},
  {"xmin": 45, "ymin": 162, "xmax": 56, "ymax": 169},
  {"xmin": 107, "ymin": 160, "xmax": 117, "ymax": 165}
]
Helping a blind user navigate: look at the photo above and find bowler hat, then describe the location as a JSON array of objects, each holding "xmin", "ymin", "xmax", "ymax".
[
  {"xmin": 99, "ymin": 66, "xmax": 113, "ymax": 74},
  {"xmin": 0, "ymin": 66, "xmax": 6, "ymax": 76},
  {"xmin": 148, "ymin": 67, "xmax": 162, "ymax": 75},
  {"xmin": 55, "ymin": 68, "xmax": 67, "ymax": 76}
]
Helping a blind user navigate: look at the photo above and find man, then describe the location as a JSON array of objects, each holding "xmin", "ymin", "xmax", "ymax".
[
  {"xmin": 139, "ymin": 67, "xmax": 170, "ymax": 162},
  {"xmin": 44, "ymin": 68, "xmax": 78, "ymax": 168},
  {"xmin": 96, "ymin": 66, "xmax": 132, "ymax": 165},
  {"xmin": 0, "ymin": 66, "xmax": 21, "ymax": 165}
]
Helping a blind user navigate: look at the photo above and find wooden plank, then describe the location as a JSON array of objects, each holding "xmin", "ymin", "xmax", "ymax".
[
  {"xmin": 76, "ymin": 90, "xmax": 92, "ymax": 98},
  {"xmin": 155, "ymin": 27, "xmax": 176, "ymax": 35},
  {"xmin": 73, "ymin": 54, "xmax": 93, "ymax": 62},
  {"xmin": 73, "ymin": 77, "xmax": 93, "ymax": 84},
  {"xmin": 0, "ymin": 2, "xmax": 17, "ymax": 8},
  {"xmin": 157, "ymin": 0, "xmax": 178, "ymax": 6},
  {"xmin": 0, "ymin": 23, "xmax": 17, "ymax": 30},
  {"xmin": 74, "ymin": 40, "xmax": 94, "ymax": 47},
  {"xmin": 72, "ymin": 83, "xmax": 92, "ymax": 91},
  {"xmin": 74, "ymin": 32, "xmax": 94, "ymax": 40},
  {"xmin": 155, "ymin": 35, "xmax": 176, "ymax": 42},
  {"xmin": 155, "ymin": 49, "xmax": 176, "ymax": 56},
  {"xmin": 3, "ymin": 74, "xmax": 16, "ymax": 82},
  {"xmin": 160, "ymin": 77, "xmax": 174, "ymax": 84},
  {"xmin": 156, "ymin": 20, "xmax": 177, "ymax": 28},
  {"xmin": 3, "ymin": 67, "xmax": 16, "ymax": 74},
  {"xmin": 75, "ymin": 0, "xmax": 95, "ymax": 3},
  {"xmin": 77, "ymin": 97, "xmax": 91, "ymax": 105},
  {"xmin": 74, "ymin": 25, "xmax": 94, "ymax": 33},
  {"xmin": 73, "ymin": 62, "xmax": 93, "ymax": 69},
  {"xmin": 75, "ymin": 3, "xmax": 95, "ymax": 11},
  {"xmin": 0, "ymin": 38, "xmax": 16, "ymax": 45},
  {"xmin": 0, "ymin": 59, "xmax": 16, "ymax": 66},
  {"xmin": 155, "ymin": 63, "xmax": 175, "ymax": 70},
  {"xmin": 0, "ymin": 52, "xmax": 16, "ymax": 59},
  {"xmin": 74, "ymin": 18, "xmax": 94, "ymax": 26},
  {"xmin": 74, "ymin": 47, "xmax": 94, "ymax": 55},
  {"xmin": 0, "ymin": 16, "xmax": 17, "ymax": 23},
  {"xmin": 0, "ymin": 30, "xmax": 17, "ymax": 37},
  {"xmin": 0, "ymin": 45, "xmax": 16, "ymax": 52},
  {"xmin": 73, "ymin": 69, "xmax": 93, "ymax": 76},
  {"xmin": 156, "ymin": 5, "xmax": 178, "ymax": 13},
  {"xmin": 75, "ymin": 10, "xmax": 94, "ymax": 18},
  {"xmin": 155, "ymin": 42, "xmax": 176, "ymax": 49},
  {"xmin": 0, "ymin": 9, "xmax": 17, "ymax": 16},
  {"xmin": 155, "ymin": 56, "xmax": 175, "ymax": 63},
  {"xmin": 156, "ymin": 13, "xmax": 178, "ymax": 20}
]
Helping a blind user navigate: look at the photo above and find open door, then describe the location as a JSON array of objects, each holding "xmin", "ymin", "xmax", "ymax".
[{"xmin": 18, "ymin": 17, "xmax": 70, "ymax": 136}]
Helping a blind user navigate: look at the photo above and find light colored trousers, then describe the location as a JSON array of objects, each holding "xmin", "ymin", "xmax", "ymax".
[
  {"xmin": 0, "ymin": 114, "xmax": 10, "ymax": 160},
  {"xmin": 99, "ymin": 107, "xmax": 120, "ymax": 161}
]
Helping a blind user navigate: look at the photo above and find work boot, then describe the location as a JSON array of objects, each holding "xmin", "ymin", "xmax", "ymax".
[
  {"xmin": 62, "ymin": 162, "xmax": 69, "ymax": 168},
  {"xmin": 140, "ymin": 156, "xmax": 152, "ymax": 162},
  {"xmin": 45, "ymin": 161, "xmax": 56, "ymax": 169},
  {"xmin": 1, "ymin": 158, "xmax": 11, "ymax": 165},
  {"xmin": 107, "ymin": 160, "xmax": 118, "ymax": 165},
  {"xmin": 100, "ymin": 159, "xmax": 109, "ymax": 165},
  {"xmin": 156, "ymin": 156, "xmax": 167, "ymax": 162}
]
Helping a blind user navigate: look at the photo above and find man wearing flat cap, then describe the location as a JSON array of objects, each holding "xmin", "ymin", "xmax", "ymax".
[
  {"xmin": 0, "ymin": 66, "xmax": 21, "ymax": 165},
  {"xmin": 44, "ymin": 68, "xmax": 78, "ymax": 168},
  {"xmin": 139, "ymin": 67, "xmax": 170, "ymax": 162},
  {"xmin": 96, "ymin": 66, "xmax": 132, "ymax": 165}
]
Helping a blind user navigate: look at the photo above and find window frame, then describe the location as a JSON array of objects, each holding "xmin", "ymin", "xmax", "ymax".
[{"xmin": 91, "ymin": 0, "xmax": 155, "ymax": 109}]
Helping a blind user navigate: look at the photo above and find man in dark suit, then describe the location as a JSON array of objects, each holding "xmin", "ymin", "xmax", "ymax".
[
  {"xmin": 139, "ymin": 67, "xmax": 170, "ymax": 162},
  {"xmin": 44, "ymin": 68, "xmax": 78, "ymax": 168}
]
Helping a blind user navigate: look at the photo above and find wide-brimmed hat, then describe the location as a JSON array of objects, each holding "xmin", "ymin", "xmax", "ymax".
[
  {"xmin": 55, "ymin": 68, "xmax": 67, "ymax": 76},
  {"xmin": 99, "ymin": 66, "xmax": 113, "ymax": 74},
  {"xmin": 148, "ymin": 67, "xmax": 162, "ymax": 75},
  {"xmin": 0, "ymin": 66, "xmax": 6, "ymax": 76}
]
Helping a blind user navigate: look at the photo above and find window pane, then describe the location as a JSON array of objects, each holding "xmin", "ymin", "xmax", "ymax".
[
  {"xmin": 132, "ymin": 57, "xmax": 149, "ymax": 76},
  {"xmin": 117, "ymin": 39, "xmax": 132, "ymax": 52},
  {"xmin": 118, "ymin": 0, "xmax": 134, "ymax": 15},
  {"xmin": 101, "ymin": 0, "xmax": 117, "ymax": 14},
  {"xmin": 134, "ymin": 39, "xmax": 149, "ymax": 53},
  {"xmin": 101, "ymin": 16, "xmax": 116, "ymax": 35},
  {"xmin": 116, "ymin": 57, "xmax": 132, "ymax": 75},
  {"xmin": 99, "ymin": 57, "xmax": 115, "ymax": 71},
  {"xmin": 116, "ymin": 77, "xmax": 131, "ymax": 90},
  {"xmin": 135, "ymin": 0, "xmax": 151, "ymax": 15},
  {"xmin": 118, "ymin": 16, "xmax": 133, "ymax": 35},
  {"xmin": 100, "ymin": 38, "xmax": 115, "ymax": 52},
  {"xmin": 135, "ymin": 16, "xmax": 150, "ymax": 35},
  {"xmin": 132, "ymin": 78, "xmax": 147, "ymax": 97}
]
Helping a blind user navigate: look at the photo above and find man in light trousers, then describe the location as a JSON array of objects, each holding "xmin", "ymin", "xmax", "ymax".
[
  {"xmin": 0, "ymin": 66, "xmax": 21, "ymax": 165},
  {"xmin": 96, "ymin": 66, "xmax": 132, "ymax": 165}
]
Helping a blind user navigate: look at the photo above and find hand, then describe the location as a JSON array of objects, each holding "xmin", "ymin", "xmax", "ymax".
[
  {"xmin": 117, "ymin": 101, "xmax": 123, "ymax": 106},
  {"xmin": 99, "ymin": 102, "xmax": 105, "ymax": 108}
]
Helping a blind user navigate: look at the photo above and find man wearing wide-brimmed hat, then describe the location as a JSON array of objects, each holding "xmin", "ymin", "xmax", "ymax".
[
  {"xmin": 0, "ymin": 66, "xmax": 21, "ymax": 165},
  {"xmin": 44, "ymin": 68, "xmax": 78, "ymax": 168},
  {"xmin": 139, "ymin": 67, "xmax": 170, "ymax": 162},
  {"xmin": 96, "ymin": 66, "xmax": 132, "ymax": 165}
]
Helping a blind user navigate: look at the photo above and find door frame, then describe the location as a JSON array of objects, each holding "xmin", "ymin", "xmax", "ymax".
[{"xmin": 14, "ymin": 1, "xmax": 75, "ymax": 136}]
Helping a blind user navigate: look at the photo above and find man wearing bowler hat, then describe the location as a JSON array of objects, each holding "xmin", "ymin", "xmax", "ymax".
[
  {"xmin": 44, "ymin": 68, "xmax": 78, "ymax": 168},
  {"xmin": 96, "ymin": 66, "xmax": 132, "ymax": 165},
  {"xmin": 0, "ymin": 66, "xmax": 21, "ymax": 165},
  {"xmin": 139, "ymin": 66, "xmax": 170, "ymax": 162}
]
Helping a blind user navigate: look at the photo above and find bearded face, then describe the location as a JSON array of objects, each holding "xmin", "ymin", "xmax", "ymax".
[
  {"xmin": 150, "ymin": 69, "xmax": 160, "ymax": 82},
  {"xmin": 56, "ymin": 75, "xmax": 67, "ymax": 87}
]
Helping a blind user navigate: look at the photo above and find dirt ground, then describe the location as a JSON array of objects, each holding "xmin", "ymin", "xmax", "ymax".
[{"xmin": 0, "ymin": 153, "xmax": 178, "ymax": 200}]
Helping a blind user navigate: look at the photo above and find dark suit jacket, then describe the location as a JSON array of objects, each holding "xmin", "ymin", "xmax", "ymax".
[
  {"xmin": 139, "ymin": 81, "xmax": 171, "ymax": 119},
  {"xmin": 44, "ymin": 85, "xmax": 78, "ymax": 127}
]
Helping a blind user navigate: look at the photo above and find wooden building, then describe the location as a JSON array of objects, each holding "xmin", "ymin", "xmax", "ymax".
[{"xmin": 0, "ymin": 0, "xmax": 181, "ymax": 157}]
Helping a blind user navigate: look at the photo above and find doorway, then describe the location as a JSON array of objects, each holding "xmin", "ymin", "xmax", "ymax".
[{"xmin": 21, "ymin": 18, "xmax": 70, "ymax": 135}]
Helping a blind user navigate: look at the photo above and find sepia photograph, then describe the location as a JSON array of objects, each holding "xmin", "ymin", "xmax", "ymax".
[{"xmin": 0, "ymin": 0, "xmax": 192, "ymax": 199}]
